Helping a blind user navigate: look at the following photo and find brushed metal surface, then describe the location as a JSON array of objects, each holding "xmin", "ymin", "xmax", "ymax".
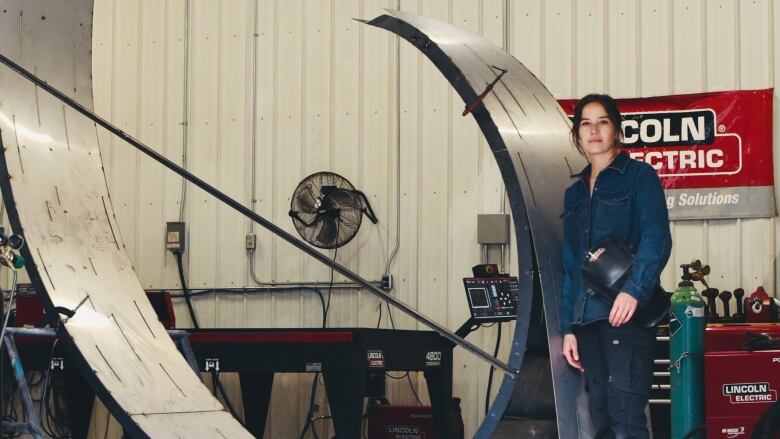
[
  {"xmin": 364, "ymin": 10, "xmax": 592, "ymax": 438},
  {"xmin": 0, "ymin": 1, "xmax": 251, "ymax": 437}
]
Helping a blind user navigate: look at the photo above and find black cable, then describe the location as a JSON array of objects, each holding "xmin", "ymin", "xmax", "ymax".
[
  {"xmin": 103, "ymin": 409, "xmax": 111, "ymax": 439},
  {"xmin": 175, "ymin": 252, "xmax": 199, "ymax": 329},
  {"xmin": 299, "ymin": 250, "xmax": 337, "ymax": 439},
  {"xmin": 211, "ymin": 370, "xmax": 248, "ymax": 429},
  {"xmin": 168, "ymin": 287, "xmax": 327, "ymax": 328},
  {"xmin": 485, "ymin": 322, "xmax": 502, "ymax": 416}
]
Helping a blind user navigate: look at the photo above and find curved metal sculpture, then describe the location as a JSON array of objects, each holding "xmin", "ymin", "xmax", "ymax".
[
  {"xmin": 0, "ymin": 1, "xmax": 252, "ymax": 437},
  {"xmin": 364, "ymin": 10, "xmax": 590, "ymax": 438}
]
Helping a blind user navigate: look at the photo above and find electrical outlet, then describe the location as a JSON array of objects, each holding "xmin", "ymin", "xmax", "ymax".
[
  {"xmin": 381, "ymin": 274, "xmax": 393, "ymax": 290},
  {"xmin": 245, "ymin": 234, "xmax": 257, "ymax": 251}
]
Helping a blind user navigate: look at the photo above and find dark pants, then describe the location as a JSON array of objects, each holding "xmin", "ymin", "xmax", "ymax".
[{"xmin": 574, "ymin": 320, "xmax": 655, "ymax": 439}]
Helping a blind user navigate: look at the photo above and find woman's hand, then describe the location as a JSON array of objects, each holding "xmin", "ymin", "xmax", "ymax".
[
  {"xmin": 562, "ymin": 334, "xmax": 583, "ymax": 372},
  {"xmin": 609, "ymin": 292, "xmax": 638, "ymax": 327}
]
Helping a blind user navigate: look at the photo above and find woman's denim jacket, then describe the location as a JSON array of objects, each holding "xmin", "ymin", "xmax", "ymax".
[{"xmin": 560, "ymin": 151, "xmax": 672, "ymax": 334}]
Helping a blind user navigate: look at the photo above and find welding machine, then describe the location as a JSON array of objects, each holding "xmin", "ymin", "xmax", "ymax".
[
  {"xmin": 368, "ymin": 399, "xmax": 465, "ymax": 439},
  {"xmin": 705, "ymin": 324, "xmax": 780, "ymax": 438}
]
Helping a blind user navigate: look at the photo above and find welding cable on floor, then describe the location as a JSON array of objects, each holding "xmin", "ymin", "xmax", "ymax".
[
  {"xmin": 174, "ymin": 252, "xmax": 199, "ymax": 329},
  {"xmin": 485, "ymin": 322, "xmax": 502, "ymax": 416}
]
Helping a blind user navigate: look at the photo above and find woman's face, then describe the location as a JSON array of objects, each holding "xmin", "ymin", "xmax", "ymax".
[{"xmin": 578, "ymin": 102, "xmax": 619, "ymax": 158}]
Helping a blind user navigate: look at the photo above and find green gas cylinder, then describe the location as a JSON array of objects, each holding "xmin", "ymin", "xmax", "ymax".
[{"xmin": 669, "ymin": 264, "xmax": 705, "ymax": 439}]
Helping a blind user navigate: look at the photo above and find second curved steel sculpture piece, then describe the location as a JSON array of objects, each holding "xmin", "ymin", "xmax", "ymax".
[{"xmin": 364, "ymin": 10, "xmax": 590, "ymax": 438}]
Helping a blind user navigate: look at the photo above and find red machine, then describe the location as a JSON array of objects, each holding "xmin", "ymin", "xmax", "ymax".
[
  {"xmin": 705, "ymin": 324, "xmax": 780, "ymax": 438},
  {"xmin": 368, "ymin": 405, "xmax": 438, "ymax": 439},
  {"xmin": 13, "ymin": 288, "xmax": 176, "ymax": 329}
]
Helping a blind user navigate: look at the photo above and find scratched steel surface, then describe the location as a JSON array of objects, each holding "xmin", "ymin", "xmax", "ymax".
[
  {"xmin": 0, "ymin": 1, "xmax": 251, "ymax": 437},
  {"xmin": 365, "ymin": 10, "xmax": 592, "ymax": 438}
]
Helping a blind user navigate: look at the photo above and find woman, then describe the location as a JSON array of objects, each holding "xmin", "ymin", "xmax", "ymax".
[{"xmin": 560, "ymin": 94, "xmax": 672, "ymax": 439}]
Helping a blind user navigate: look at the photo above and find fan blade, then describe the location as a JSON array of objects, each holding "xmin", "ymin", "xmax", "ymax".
[
  {"xmin": 296, "ymin": 186, "xmax": 320, "ymax": 213},
  {"xmin": 317, "ymin": 217, "xmax": 339, "ymax": 245},
  {"xmin": 329, "ymin": 188, "xmax": 360, "ymax": 209}
]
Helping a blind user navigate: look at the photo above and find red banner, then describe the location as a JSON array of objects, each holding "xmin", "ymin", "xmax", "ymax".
[{"xmin": 558, "ymin": 89, "xmax": 775, "ymax": 220}]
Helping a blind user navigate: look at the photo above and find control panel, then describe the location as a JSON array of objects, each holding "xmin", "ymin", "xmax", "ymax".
[{"xmin": 463, "ymin": 276, "xmax": 519, "ymax": 322}]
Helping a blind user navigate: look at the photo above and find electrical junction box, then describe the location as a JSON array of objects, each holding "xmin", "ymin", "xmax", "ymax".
[
  {"xmin": 166, "ymin": 222, "xmax": 185, "ymax": 253},
  {"xmin": 477, "ymin": 214, "xmax": 510, "ymax": 244}
]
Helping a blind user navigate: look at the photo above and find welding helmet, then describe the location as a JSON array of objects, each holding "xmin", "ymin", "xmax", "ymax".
[{"xmin": 580, "ymin": 237, "xmax": 669, "ymax": 327}]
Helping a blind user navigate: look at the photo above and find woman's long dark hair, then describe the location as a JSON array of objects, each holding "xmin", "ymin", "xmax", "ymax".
[{"xmin": 570, "ymin": 93, "xmax": 623, "ymax": 156}]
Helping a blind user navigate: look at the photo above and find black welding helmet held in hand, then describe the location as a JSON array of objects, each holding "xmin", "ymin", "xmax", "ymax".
[{"xmin": 580, "ymin": 237, "xmax": 670, "ymax": 328}]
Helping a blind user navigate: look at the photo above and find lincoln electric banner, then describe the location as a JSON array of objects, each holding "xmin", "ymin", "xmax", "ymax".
[{"xmin": 558, "ymin": 89, "xmax": 775, "ymax": 220}]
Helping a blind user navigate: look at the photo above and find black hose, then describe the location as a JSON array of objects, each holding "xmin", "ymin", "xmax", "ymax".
[
  {"xmin": 211, "ymin": 370, "xmax": 248, "ymax": 429},
  {"xmin": 175, "ymin": 252, "xmax": 199, "ymax": 329},
  {"xmin": 485, "ymin": 322, "xmax": 502, "ymax": 416}
]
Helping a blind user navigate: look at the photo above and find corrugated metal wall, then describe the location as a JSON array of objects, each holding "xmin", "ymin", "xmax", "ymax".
[{"xmin": 89, "ymin": 1, "xmax": 779, "ymax": 437}]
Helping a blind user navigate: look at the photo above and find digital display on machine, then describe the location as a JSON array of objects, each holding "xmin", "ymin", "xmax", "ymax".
[
  {"xmin": 468, "ymin": 288, "xmax": 490, "ymax": 308},
  {"xmin": 463, "ymin": 276, "xmax": 519, "ymax": 322}
]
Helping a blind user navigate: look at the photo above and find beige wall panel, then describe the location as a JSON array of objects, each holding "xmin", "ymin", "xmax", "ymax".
[
  {"xmin": 607, "ymin": 0, "xmax": 638, "ymax": 96},
  {"xmin": 672, "ymin": 0, "xmax": 705, "ymax": 93},
  {"xmin": 297, "ymin": 1, "xmax": 335, "ymax": 433},
  {"xmin": 160, "ymin": 0, "xmax": 187, "ymax": 291},
  {"xmin": 738, "ymin": 0, "xmax": 775, "ymax": 296},
  {"xmin": 268, "ymin": 2, "xmax": 305, "ymax": 435},
  {"xmin": 93, "ymin": 0, "xmax": 114, "ymax": 183},
  {"xmin": 109, "ymin": 0, "xmax": 141, "ymax": 265},
  {"xmin": 638, "ymin": 0, "xmax": 672, "ymax": 96},
  {"xmin": 705, "ymin": 0, "xmax": 738, "ymax": 91},
  {"xmin": 574, "ymin": 0, "xmax": 606, "ymax": 95},
  {"xmin": 511, "ymin": 0, "xmax": 542, "ymax": 77},
  {"xmin": 214, "ymin": 1, "xmax": 251, "ymax": 327},
  {"xmin": 327, "ymin": 0, "xmax": 362, "ymax": 328},
  {"xmin": 356, "ymin": 0, "xmax": 393, "ymax": 328},
  {"xmin": 244, "ymin": 0, "xmax": 276, "ymax": 328},
  {"xmin": 186, "ymin": 1, "xmax": 220, "ymax": 329},
  {"xmin": 543, "ymin": 1, "xmax": 574, "ymax": 97},
  {"xmin": 703, "ymin": 0, "xmax": 740, "ymax": 304},
  {"xmin": 397, "ymin": 0, "xmax": 422, "ymax": 333},
  {"xmin": 415, "ymin": 0, "xmax": 450, "ymax": 331},
  {"xmin": 136, "ymin": 0, "xmax": 168, "ymax": 290},
  {"xmin": 392, "ymin": 0, "xmax": 424, "ymax": 407}
]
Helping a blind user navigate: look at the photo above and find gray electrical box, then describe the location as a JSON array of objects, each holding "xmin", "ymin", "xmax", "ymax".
[{"xmin": 477, "ymin": 214, "xmax": 511, "ymax": 244}]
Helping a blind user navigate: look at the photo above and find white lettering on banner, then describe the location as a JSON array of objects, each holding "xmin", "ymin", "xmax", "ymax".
[
  {"xmin": 629, "ymin": 149, "xmax": 725, "ymax": 171},
  {"xmin": 677, "ymin": 193, "xmax": 740, "ymax": 207},
  {"xmin": 622, "ymin": 115, "xmax": 707, "ymax": 144}
]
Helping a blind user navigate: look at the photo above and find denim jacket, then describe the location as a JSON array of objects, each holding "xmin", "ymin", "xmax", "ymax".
[{"xmin": 560, "ymin": 151, "xmax": 672, "ymax": 334}]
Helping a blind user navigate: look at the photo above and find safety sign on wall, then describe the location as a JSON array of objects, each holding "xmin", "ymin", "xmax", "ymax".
[{"xmin": 559, "ymin": 89, "xmax": 775, "ymax": 220}]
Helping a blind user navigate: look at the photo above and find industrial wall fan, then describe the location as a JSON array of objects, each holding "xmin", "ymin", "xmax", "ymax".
[{"xmin": 289, "ymin": 171, "xmax": 378, "ymax": 249}]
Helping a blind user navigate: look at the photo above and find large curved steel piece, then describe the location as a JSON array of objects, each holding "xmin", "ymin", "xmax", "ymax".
[
  {"xmin": 365, "ymin": 11, "xmax": 590, "ymax": 438},
  {"xmin": 0, "ymin": 1, "xmax": 252, "ymax": 437}
]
